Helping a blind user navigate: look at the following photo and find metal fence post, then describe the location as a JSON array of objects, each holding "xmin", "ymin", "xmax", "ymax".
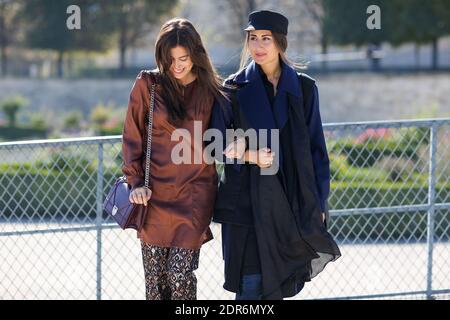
[
  {"xmin": 96, "ymin": 142, "xmax": 104, "ymax": 300},
  {"xmin": 426, "ymin": 123, "xmax": 438, "ymax": 300}
]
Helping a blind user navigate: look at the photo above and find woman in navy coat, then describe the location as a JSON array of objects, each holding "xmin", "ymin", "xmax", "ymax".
[{"xmin": 210, "ymin": 10, "xmax": 341, "ymax": 300}]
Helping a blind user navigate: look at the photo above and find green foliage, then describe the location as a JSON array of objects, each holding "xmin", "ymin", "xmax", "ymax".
[
  {"xmin": 42, "ymin": 153, "xmax": 96, "ymax": 174},
  {"xmin": 329, "ymin": 154, "xmax": 347, "ymax": 181},
  {"xmin": 329, "ymin": 180, "xmax": 446, "ymax": 209},
  {"xmin": 0, "ymin": 126, "xmax": 47, "ymax": 141},
  {"xmin": 1, "ymin": 164, "xmax": 448, "ymax": 241},
  {"xmin": 331, "ymin": 139, "xmax": 418, "ymax": 168},
  {"xmin": 0, "ymin": 170, "xmax": 112, "ymax": 220},
  {"xmin": 86, "ymin": 104, "xmax": 127, "ymax": 136},
  {"xmin": 323, "ymin": 0, "xmax": 388, "ymax": 46},
  {"xmin": 102, "ymin": 0, "xmax": 179, "ymax": 37},
  {"xmin": 329, "ymin": 209, "xmax": 450, "ymax": 243},
  {"xmin": 398, "ymin": 127, "xmax": 430, "ymax": 149},
  {"xmin": 328, "ymin": 180, "xmax": 450, "ymax": 242},
  {"xmin": 21, "ymin": 0, "xmax": 113, "ymax": 52},
  {"xmin": 29, "ymin": 114, "xmax": 48, "ymax": 130},
  {"xmin": 1, "ymin": 95, "xmax": 29, "ymax": 127},
  {"xmin": 63, "ymin": 111, "xmax": 83, "ymax": 129},
  {"xmin": 323, "ymin": 0, "xmax": 450, "ymax": 46},
  {"xmin": 0, "ymin": 159, "xmax": 121, "ymax": 219},
  {"xmin": 99, "ymin": 124, "xmax": 123, "ymax": 136},
  {"xmin": 388, "ymin": 0, "xmax": 450, "ymax": 46},
  {"xmin": 88, "ymin": 0, "xmax": 179, "ymax": 73},
  {"xmin": 90, "ymin": 104, "xmax": 112, "ymax": 129}
]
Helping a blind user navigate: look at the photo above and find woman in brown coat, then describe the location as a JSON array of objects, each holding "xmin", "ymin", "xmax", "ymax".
[{"xmin": 121, "ymin": 18, "xmax": 223, "ymax": 300}]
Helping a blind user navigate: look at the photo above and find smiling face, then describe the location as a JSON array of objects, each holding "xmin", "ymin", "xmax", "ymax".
[
  {"xmin": 169, "ymin": 45, "xmax": 195, "ymax": 84},
  {"xmin": 247, "ymin": 30, "xmax": 280, "ymax": 66}
]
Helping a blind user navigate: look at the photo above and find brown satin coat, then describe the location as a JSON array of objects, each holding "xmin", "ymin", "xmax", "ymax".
[{"xmin": 121, "ymin": 70, "xmax": 218, "ymax": 250}]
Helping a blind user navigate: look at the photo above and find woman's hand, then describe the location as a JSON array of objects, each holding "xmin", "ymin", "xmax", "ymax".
[
  {"xmin": 223, "ymin": 137, "xmax": 246, "ymax": 160},
  {"xmin": 129, "ymin": 187, "xmax": 152, "ymax": 206},
  {"xmin": 322, "ymin": 212, "xmax": 326, "ymax": 223},
  {"xmin": 256, "ymin": 147, "xmax": 275, "ymax": 168}
]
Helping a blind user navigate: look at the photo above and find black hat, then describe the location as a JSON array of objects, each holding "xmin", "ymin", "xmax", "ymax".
[{"xmin": 244, "ymin": 10, "xmax": 288, "ymax": 35}]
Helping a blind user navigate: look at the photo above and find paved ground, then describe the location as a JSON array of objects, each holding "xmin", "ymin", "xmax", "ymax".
[{"xmin": 1, "ymin": 222, "xmax": 448, "ymax": 300}]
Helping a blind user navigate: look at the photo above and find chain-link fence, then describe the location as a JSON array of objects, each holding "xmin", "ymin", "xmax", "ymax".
[{"xmin": 1, "ymin": 119, "xmax": 449, "ymax": 300}]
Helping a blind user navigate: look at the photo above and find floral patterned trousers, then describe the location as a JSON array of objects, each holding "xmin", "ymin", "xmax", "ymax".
[{"xmin": 140, "ymin": 241, "xmax": 200, "ymax": 300}]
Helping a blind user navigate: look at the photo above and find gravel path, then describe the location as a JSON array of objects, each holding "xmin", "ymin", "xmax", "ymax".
[{"xmin": 1, "ymin": 222, "xmax": 448, "ymax": 300}]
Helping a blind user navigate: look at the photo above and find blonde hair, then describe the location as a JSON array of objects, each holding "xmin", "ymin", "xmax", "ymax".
[{"xmin": 238, "ymin": 31, "xmax": 308, "ymax": 72}]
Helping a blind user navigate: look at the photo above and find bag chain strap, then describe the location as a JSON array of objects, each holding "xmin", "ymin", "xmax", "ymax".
[{"xmin": 144, "ymin": 84, "xmax": 155, "ymax": 189}]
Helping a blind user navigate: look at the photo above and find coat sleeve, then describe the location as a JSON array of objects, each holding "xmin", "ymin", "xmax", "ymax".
[
  {"xmin": 121, "ymin": 71, "xmax": 150, "ymax": 189},
  {"xmin": 209, "ymin": 95, "xmax": 242, "ymax": 172},
  {"xmin": 305, "ymin": 84, "xmax": 330, "ymax": 215}
]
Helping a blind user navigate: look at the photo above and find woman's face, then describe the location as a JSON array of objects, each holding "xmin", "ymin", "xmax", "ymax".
[
  {"xmin": 169, "ymin": 45, "xmax": 194, "ymax": 83},
  {"xmin": 248, "ymin": 30, "xmax": 280, "ymax": 66}
]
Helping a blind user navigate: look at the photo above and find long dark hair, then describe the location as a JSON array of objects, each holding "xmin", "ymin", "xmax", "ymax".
[{"xmin": 155, "ymin": 18, "xmax": 223, "ymax": 125}]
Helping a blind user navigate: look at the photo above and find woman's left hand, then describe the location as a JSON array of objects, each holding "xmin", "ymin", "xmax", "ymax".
[
  {"xmin": 322, "ymin": 212, "xmax": 326, "ymax": 223},
  {"xmin": 223, "ymin": 137, "xmax": 246, "ymax": 159}
]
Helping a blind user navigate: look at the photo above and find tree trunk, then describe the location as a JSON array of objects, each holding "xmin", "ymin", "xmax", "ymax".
[
  {"xmin": 10, "ymin": 112, "xmax": 16, "ymax": 127},
  {"xmin": 0, "ymin": 3, "xmax": 7, "ymax": 77},
  {"xmin": 247, "ymin": 0, "xmax": 256, "ymax": 13},
  {"xmin": 57, "ymin": 50, "xmax": 64, "ymax": 78},
  {"xmin": 67, "ymin": 52, "xmax": 74, "ymax": 77},
  {"xmin": 119, "ymin": 43, "xmax": 126, "ymax": 76},
  {"xmin": 119, "ymin": 23, "xmax": 127, "ymax": 76},
  {"xmin": 321, "ymin": 34, "xmax": 328, "ymax": 72},
  {"xmin": 414, "ymin": 44, "xmax": 420, "ymax": 71},
  {"xmin": 0, "ymin": 39, "xmax": 6, "ymax": 77},
  {"xmin": 368, "ymin": 43, "xmax": 381, "ymax": 72},
  {"xmin": 431, "ymin": 37, "xmax": 439, "ymax": 71}
]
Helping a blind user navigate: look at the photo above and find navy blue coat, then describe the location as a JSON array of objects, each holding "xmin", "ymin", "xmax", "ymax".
[
  {"xmin": 211, "ymin": 60, "xmax": 331, "ymax": 217},
  {"xmin": 210, "ymin": 60, "xmax": 341, "ymax": 298}
]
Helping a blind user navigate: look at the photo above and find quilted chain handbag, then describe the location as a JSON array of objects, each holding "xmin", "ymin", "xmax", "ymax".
[{"xmin": 102, "ymin": 83, "xmax": 155, "ymax": 231}]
